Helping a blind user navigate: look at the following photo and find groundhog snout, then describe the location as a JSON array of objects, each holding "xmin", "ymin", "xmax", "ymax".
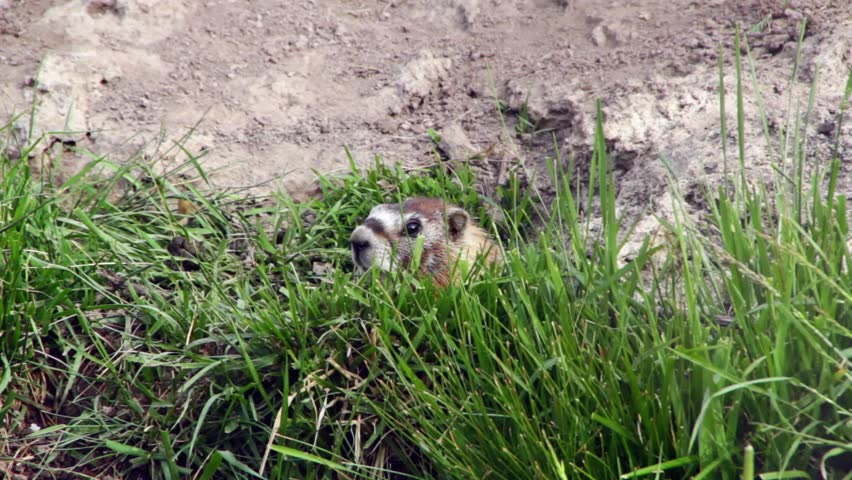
[
  {"xmin": 351, "ymin": 238, "xmax": 370, "ymax": 257},
  {"xmin": 350, "ymin": 226, "xmax": 375, "ymax": 269}
]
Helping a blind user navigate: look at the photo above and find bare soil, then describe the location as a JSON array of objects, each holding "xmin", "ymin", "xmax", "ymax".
[{"xmin": 1, "ymin": 0, "xmax": 850, "ymax": 259}]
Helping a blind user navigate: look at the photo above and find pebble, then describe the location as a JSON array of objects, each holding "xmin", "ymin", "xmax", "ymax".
[
  {"xmin": 591, "ymin": 25, "xmax": 607, "ymax": 47},
  {"xmin": 784, "ymin": 9, "xmax": 803, "ymax": 21},
  {"xmin": 439, "ymin": 122, "xmax": 477, "ymax": 161},
  {"xmin": 318, "ymin": 118, "xmax": 330, "ymax": 134}
]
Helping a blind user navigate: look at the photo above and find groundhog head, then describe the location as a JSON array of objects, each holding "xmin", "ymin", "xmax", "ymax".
[{"xmin": 350, "ymin": 197, "xmax": 498, "ymax": 286}]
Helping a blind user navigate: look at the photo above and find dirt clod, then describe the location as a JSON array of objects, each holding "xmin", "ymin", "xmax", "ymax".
[
  {"xmin": 397, "ymin": 50, "xmax": 453, "ymax": 108},
  {"xmin": 439, "ymin": 123, "xmax": 477, "ymax": 162}
]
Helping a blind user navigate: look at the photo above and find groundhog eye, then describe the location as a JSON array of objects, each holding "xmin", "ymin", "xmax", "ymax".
[{"xmin": 405, "ymin": 220, "xmax": 421, "ymax": 236}]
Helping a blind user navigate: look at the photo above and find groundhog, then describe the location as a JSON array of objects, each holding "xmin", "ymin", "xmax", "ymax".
[{"xmin": 350, "ymin": 197, "xmax": 501, "ymax": 287}]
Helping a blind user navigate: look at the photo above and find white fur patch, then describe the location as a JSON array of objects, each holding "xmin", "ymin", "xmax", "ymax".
[
  {"xmin": 367, "ymin": 206, "xmax": 403, "ymax": 234},
  {"xmin": 372, "ymin": 244, "xmax": 394, "ymax": 271}
]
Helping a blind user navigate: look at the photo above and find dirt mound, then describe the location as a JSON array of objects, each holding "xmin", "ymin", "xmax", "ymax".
[{"xmin": 1, "ymin": 0, "xmax": 849, "ymax": 254}]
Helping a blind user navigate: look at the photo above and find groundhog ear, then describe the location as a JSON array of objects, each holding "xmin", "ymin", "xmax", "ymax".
[{"xmin": 446, "ymin": 208, "xmax": 469, "ymax": 241}]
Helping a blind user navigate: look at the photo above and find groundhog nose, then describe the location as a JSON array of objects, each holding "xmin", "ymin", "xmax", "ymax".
[
  {"xmin": 350, "ymin": 238, "xmax": 370, "ymax": 256},
  {"xmin": 350, "ymin": 227, "xmax": 373, "ymax": 268}
]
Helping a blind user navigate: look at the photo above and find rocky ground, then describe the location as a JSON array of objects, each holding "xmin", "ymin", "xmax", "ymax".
[{"xmin": 1, "ymin": 0, "xmax": 850, "ymax": 258}]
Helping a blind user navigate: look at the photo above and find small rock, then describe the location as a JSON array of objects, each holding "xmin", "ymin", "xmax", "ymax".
[
  {"xmin": 784, "ymin": 9, "xmax": 803, "ymax": 21},
  {"xmin": 604, "ymin": 23, "xmax": 632, "ymax": 45},
  {"xmin": 318, "ymin": 118, "xmax": 330, "ymax": 134},
  {"xmin": 312, "ymin": 261, "xmax": 333, "ymax": 276},
  {"xmin": 399, "ymin": 121, "xmax": 412, "ymax": 131},
  {"xmin": 591, "ymin": 25, "xmax": 607, "ymax": 47},
  {"xmin": 438, "ymin": 122, "xmax": 477, "ymax": 161}
]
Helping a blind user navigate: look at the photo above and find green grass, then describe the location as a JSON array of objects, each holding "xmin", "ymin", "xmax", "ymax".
[{"xmin": 1, "ymin": 29, "xmax": 851, "ymax": 479}]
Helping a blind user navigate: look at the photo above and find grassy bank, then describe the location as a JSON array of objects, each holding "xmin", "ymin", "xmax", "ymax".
[{"xmin": 2, "ymin": 38, "xmax": 851, "ymax": 480}]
